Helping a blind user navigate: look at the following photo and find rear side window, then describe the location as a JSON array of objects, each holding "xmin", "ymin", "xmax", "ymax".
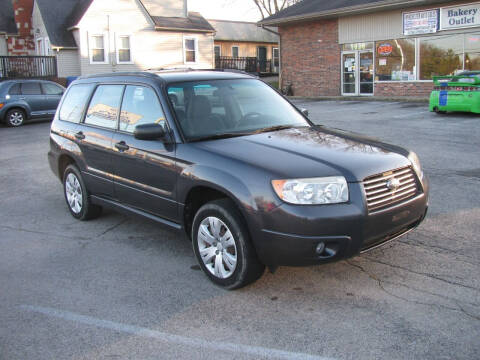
[
  {"xmin": 9, "ymin": 83, "xmax": 21, "ymax": 95},
  {"xmin": 85, "ymin": 85, "xmax": 124, "ymax": 129},
  {"xmin": 59, "ymin": 84, "xmax": 94, "ymax": 123},
  {"xmin": 21, "ymin": 82, "xmax": 42, "ymax": 95},
  {"xmin": 119, "ymin": 85, "xmax": 166, "ymax": 133},
  {"xmin": 42, "ymin": 82, "xmax": 64, "ymax": 95}
]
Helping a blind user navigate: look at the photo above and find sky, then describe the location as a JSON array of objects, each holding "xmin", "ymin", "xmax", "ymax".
[{"xmin": 188, "ymin": 0, "xmax": 262, "ymax": 22}]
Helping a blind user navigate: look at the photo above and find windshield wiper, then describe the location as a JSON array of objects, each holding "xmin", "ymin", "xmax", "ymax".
[
  {"xmin": 253, "ymin": 125, "xmax": 295, "ymax": 134},
  {"xmin": 188, "ymin": 126, "xmax": 297, "ymax": 142},
  {"xmin": 189, "ymin": 132, "xmax": 254, "ymax": 142}
]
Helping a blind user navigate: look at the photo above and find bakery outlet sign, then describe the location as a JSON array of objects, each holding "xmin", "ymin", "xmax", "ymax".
[{"xmin": 441, "ymin": 3, "xmax": 480, "ymax": 30}]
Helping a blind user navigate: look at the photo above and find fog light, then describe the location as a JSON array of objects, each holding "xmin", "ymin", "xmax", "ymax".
[{"xmin": 316, "ymin": 242, "xmax": 326, "ymax": 255}]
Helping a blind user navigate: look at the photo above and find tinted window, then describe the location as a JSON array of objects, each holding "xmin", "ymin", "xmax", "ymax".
[
  {"xmin": 59, "ymin": 84, "xmax": 94, "ymax": 123},
  {"xmin": 85, "ymin": 85, "xmax": 124, "ymax": 129},
  {"xmin": 167, "ymin": 79, "xmax": 308, "ymax": 140},
  {"xmin": 9, "ymin": 83, "xmax": 21, "ymax": 95},
  {"xmin": 42, "ymin": 82, "xmax": 64, "ymax": 95},
  {"xmin": 119, "ymin": 86, "xmax": 166, "ymax": 133},
  {"xmin": 21, "ymin": 82, "xmax": 42, "ymax": 95}
]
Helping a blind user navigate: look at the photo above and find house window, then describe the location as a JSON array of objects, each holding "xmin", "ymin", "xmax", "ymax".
[
  {"xmin": 214, "ymin": 45, "xmax": 221, "ymax": 58},
  {"xmin": 184, "ymin": 37, "xmax": 197, "ymax": 63},
  {"xmin": 36, "ymin": 38, "xmax": 44, "ymax": 55},
  {"xmin": 273, "ymin": 47, "xmax": 279, "ymax": 67},
  {"xmin": 90, "ymin": 34, "xmax": 107, "ymax": 64},
  {"xmin": 44, "ymin": 38, "xmax": 51, "ymax": 55},
  {"xmin": 232, "ymin": 46, "xmax": 239, "ymax": 58},
  {"xmin": 117, "ymin": 35, "xmax": 132, "ymax": 64}
]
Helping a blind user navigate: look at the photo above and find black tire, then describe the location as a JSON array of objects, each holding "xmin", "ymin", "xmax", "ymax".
[
  {"xmin": 63, "ymin": 164, "xmax": 102, "ymax": 221},
  {"xmin": 5, "ymin": 108, "xmax": 26, "ymax": 127},
  {"xmin": 433, "ymin": 107, "xmax": 447, "ymax": 114},
  {"xmin": 192, "ymin": 199, "xmax": 265, "ymax": 289}
]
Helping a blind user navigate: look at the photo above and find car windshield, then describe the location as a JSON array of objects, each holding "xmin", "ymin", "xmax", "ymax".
[{"xmin": 167, "ymin": 79, "xmax": 309, "ymax": 141}]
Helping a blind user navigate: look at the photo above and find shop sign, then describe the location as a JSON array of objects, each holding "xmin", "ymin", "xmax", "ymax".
[
  {"xmin": 403, "ymin": 9, "xmax": 439, "ymax": 35},
  {"xmin": 378, "ymin": 43, "xmax": 393, "ymax": 56},
  {"xmin": 440, "ymin": 3, "xmax": 480, "ymax": 30}
]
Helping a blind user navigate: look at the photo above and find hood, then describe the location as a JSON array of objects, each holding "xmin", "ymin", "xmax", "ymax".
[{"xmin": 194, "ymin": 126, "xmax": 411, "ymax": 182}]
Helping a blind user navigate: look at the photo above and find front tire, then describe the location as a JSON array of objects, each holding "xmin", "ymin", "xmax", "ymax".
[
  {"xmin": 192, "ymin": 199, "xmax": 265, "ymax": 289},
  {"xmin": 63, "ymin": 164, "xmax": 102, "ymax": 221},
  {"xmin": 5, "ymin": 109, "xmax": 26, "ymax": 127}
]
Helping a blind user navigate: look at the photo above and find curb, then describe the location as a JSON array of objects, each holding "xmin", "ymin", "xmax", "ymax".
[{"xmin": 287, "ymin": 96, "xmax": 429, "ymax": 103}]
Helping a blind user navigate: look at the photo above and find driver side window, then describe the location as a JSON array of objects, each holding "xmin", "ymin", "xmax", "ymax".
[{"xmin": 119, "ymin": 85, "xmax": 166, "ymax": 133}]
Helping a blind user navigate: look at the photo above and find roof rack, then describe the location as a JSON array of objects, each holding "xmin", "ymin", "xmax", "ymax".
[{"xmin": 78, "ymin": 71, "xmax": 161, "ymax": 80}]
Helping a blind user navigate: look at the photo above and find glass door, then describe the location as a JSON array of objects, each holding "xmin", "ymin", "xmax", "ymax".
[
  {"xmin": 359, "ymin": 51, "xmax": 374, "ymax": 95},
  {"xmin": 342, "ymin": 52, "xmax": 356, "ymax": 95}
]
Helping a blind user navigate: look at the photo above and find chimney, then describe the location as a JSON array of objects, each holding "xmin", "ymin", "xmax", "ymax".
[{"xmin": 184, "ymin": 0, "xmax": 188, "ymax": 17}]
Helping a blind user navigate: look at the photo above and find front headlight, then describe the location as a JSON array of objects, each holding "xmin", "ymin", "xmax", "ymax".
[
  {"xmin": 272, "ymin": 176, "xmax": 349, "ymax": 205},
  {"xmin": 408, "ymin": 152, "xmax": 424, "ymax": 180}
]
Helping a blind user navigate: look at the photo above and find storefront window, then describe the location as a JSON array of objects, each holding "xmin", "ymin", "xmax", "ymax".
[
  {"xmin": 342, "ymin": 42, "xmax": 373, "ymax": 51},
  {"xmin": 375, "ymin": 39, "xmax": 415, "ymax": 81},
  {"xmin": 464, "ymin": 33, "xmax": 480, "ymax": 71},
  {"xmin": 419, "ymin": 34, "xmax": 463, "ymax": 80}
]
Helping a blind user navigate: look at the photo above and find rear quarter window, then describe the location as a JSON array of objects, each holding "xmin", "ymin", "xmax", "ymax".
[
  {"xmin": 59, "ymin": 84, "xmax": 94, "ymax": 123},
  {"xmin": 8, "ymin": 83, "xmax": 21, "ymax": 95}
]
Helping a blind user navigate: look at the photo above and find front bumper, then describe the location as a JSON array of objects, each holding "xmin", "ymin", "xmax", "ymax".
[{"xmin": 251, "ymin": 177, "xmax": 429, "ymax": 267}]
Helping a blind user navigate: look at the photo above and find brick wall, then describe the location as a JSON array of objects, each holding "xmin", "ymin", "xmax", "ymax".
[
  {"xmin": 7, "ymin": 0, "xmax": 35, "ymax": 56},
  {"xmin": 374, "ymin": 81, "xmax": 433, "ymax": 97},
  {"xmin": 279, "ymin": 19, "xmax": 341, "ymax": 97}
]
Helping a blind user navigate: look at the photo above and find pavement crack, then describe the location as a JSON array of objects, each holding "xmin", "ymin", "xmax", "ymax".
[
  {"xmin": 97, "ymin": 218, "xmax": 129, "ymax": 237},
  {"xmin": 346, "ymin": 260, "xmax": 461, "ymax": 312},
  {"xmin": 361, "ymin": 256, "xmax": 480, "ymax": 293}
]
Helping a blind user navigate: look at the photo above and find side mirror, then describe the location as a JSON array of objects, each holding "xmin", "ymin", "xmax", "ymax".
[
  {"xmin": 300, "ymin": 108, "xmax": 309, "ymax": 117},
  {"xmin": 134, "ymin": 123, "xmax": 166, "ymax": 141}
]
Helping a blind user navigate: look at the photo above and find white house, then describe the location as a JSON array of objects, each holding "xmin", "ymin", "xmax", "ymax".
[{"xmin": 32, "ymin": 0, "xmax": 215, "ymax": 78}]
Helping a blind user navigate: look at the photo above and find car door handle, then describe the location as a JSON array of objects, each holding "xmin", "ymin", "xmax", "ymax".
[
  {"xmin": 115, "ymin": 141, "xmax": 129, "ymax": 152},
  {"xmin": 74, "ymin": 131, "xmax": 85, "ymax": 140}
]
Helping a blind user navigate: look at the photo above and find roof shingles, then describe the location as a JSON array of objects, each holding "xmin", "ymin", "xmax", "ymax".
[{"xmin": 209, "ymin": 20, "xmax": 278, "ymax": 43}]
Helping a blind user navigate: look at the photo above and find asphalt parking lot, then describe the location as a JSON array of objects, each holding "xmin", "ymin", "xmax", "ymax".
[{"xmin": 1, "ymin": 100, "xmax": 479, "ymax": 360}]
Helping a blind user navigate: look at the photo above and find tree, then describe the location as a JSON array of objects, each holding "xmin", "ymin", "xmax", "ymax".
[{"xmin": 252, "ymin": 0, "xmax": 301, "ymax": 19}]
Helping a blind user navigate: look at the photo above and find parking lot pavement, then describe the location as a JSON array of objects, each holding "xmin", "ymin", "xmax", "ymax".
[{"xmin": 1, "ymin": 102, "xmax": 479, "ymax": 360}]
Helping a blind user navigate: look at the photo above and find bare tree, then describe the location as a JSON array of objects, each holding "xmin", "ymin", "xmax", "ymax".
[{"xmin": 253, "ymin": 0, "xmax": 300, "ymax": 19}]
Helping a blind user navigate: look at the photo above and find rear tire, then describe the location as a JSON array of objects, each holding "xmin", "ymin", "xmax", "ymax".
[
  {"xmin": 192, "ymin": 199, "xmax": 265, "ymax": 289},
  {"xmin": 433, "ymin": 106, "xmax": 447, "ymax": 114},
  {"xmin": 63, "ymin": 164, "xmax": 102, "ymax": 221},
  {"xmin": 5, "ymin": 109, "xmax": 26, "ymax": 127}
]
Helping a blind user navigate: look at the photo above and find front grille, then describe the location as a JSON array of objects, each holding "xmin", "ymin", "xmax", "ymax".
[{"xmin": 363, "ymin": 166, "xmax": 419, "ymax": 212}]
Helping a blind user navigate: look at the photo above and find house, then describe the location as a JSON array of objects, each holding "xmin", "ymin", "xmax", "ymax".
[
  {"xmin": 31, "ymin": 0, "xmax": 216, "ymax": 79},
  {"xmin": 0, "ymin": 0, "xmax": 35, "ymax": 56},
  {"xmin": 260, "ymin": 0, "xmax": 480, "ymax": 98},
  {"xmin": 209, "ymin": 19, "xmax": 279, "ymax": 73}
]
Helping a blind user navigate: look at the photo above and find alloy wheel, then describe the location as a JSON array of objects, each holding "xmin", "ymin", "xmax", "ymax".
[
  {"xmin": 65, "ymin": 173, "xmax": 83, "ymax": 214},
  {"xmin": 9, "ymin": 111, "xmax": 24, "ymax": 126},
  {"xmin": 197, "ymin": 216, "xmax": 237, "ymax": 279}
]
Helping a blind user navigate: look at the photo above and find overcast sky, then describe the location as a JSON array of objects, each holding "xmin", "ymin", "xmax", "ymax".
[{"xmin": 188, "ymin": 0, "xmax": 262, "ymax": 22}]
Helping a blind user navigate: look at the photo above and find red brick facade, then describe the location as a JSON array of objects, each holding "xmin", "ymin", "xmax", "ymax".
[
  {"xmin": 7, "ymin": 0, "xmax": 35, "ymax": 56},
  {"xmin": 374, "ymin": 82, "xmax": 433, "ymax": 98},
  {"xmin": 279, "ymin": 18, "xmax": 434, "ymax": 98},
  {"xmin": 279, "ymin": 19, "xmax": 341, "ymax": 97}
]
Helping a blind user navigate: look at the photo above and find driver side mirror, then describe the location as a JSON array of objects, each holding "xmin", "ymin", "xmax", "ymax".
[
  {"xmin": 300, "ymin": 108, "xmax": 309, "ymax": 117},
  {"xmin": 134, "ymin": 123, "xmax": 167, "ymax": 141}
]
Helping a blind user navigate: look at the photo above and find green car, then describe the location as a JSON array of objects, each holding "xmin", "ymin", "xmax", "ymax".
[{"xmin": 429, "ymin": 71, "xmax": 480, "ymax": 114}]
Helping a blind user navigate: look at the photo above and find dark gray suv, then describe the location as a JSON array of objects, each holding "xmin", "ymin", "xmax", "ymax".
[
  {"xmin": 0, "ymin": 79, "xmax": 65, "ymax": 127},
  {"xmin": 48, "ymin": 70, "xmax": 429, "ymax": 289}
]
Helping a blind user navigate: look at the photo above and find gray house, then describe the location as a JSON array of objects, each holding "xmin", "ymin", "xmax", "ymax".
[{"xmin": 32, "ymin": 0, "xmax": 215, "ymax": 78}]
